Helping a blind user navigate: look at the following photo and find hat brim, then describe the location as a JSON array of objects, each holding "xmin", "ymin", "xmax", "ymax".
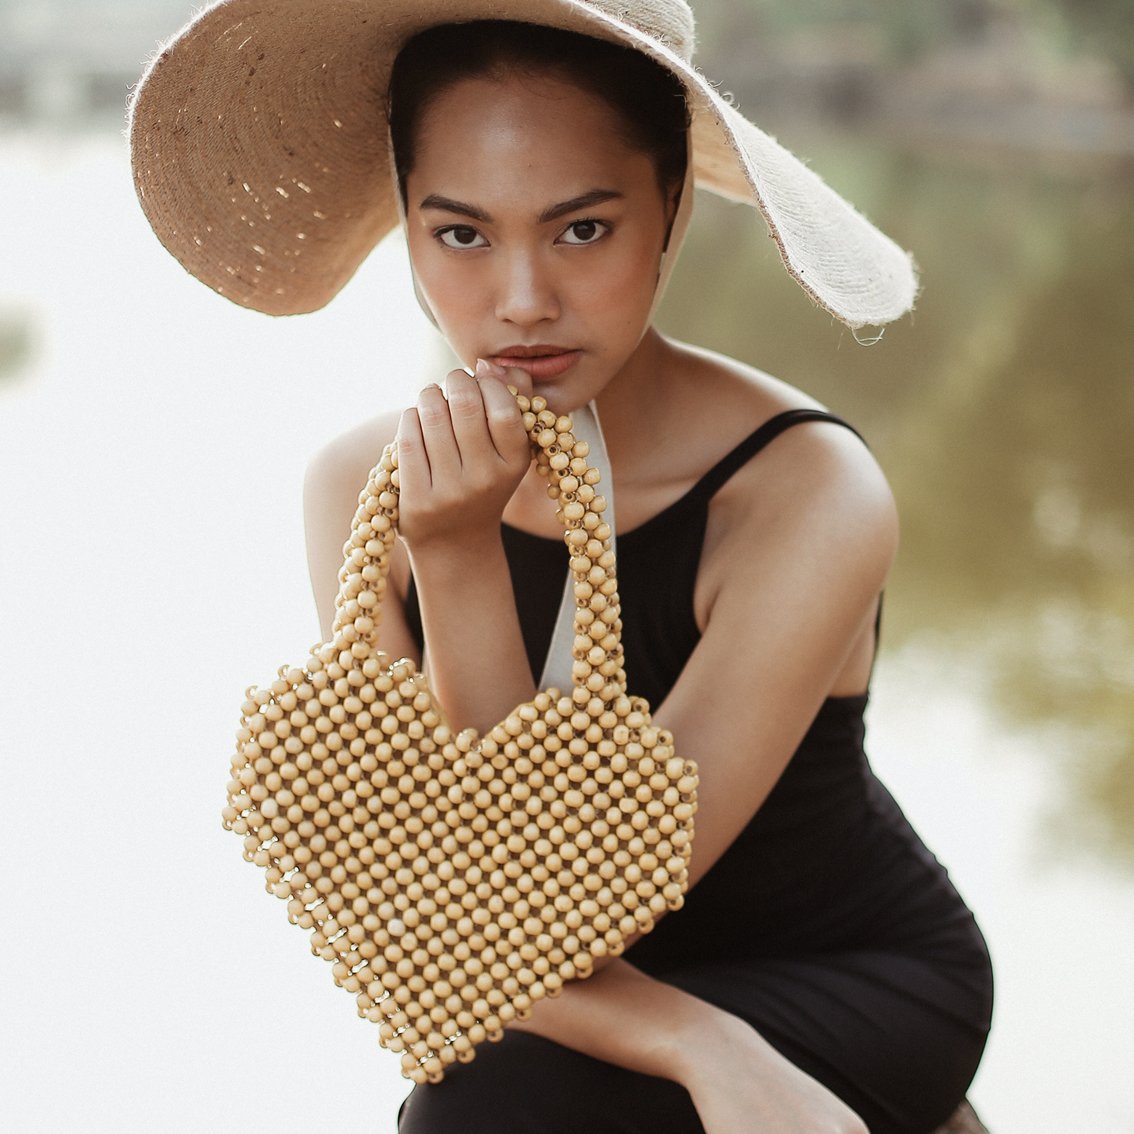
[{"xmin": 129, "ymin": 0, "xmax": 917, "ymax": 328}]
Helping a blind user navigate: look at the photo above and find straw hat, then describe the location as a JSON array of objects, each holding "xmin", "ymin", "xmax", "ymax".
[{"xmin": 129, "ymin": 0, "xmax": 918, "ymax": 329}]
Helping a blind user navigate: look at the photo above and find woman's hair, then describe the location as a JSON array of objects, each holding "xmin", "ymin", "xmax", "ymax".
[{"xmin": 388, "ymin": 20, "xmax": 690, "ymax": 201}]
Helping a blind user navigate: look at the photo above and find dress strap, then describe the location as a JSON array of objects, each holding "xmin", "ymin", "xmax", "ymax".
[
  {"xmin": 690, "ymin": 407, "xmax": 882, "ymax": 681},
  {"xmin": 690, "ymin": 408, "xmax": 865, "ymax": 503}
]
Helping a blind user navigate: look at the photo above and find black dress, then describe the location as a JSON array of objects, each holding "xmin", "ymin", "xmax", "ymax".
[{"xmin": 397, "ymin": 410, "xmax": 993, "ymax": 1134}]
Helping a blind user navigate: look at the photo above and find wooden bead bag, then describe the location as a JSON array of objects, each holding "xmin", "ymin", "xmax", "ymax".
[{"xmin": 222, "ymin": 394, "xmax": 699, "ymax": 1084}]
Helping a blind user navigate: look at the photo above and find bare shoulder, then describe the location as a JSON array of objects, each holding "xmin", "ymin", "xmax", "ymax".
[
  {"xmin": 670, "ymin": 339, "xmax": 893, "ymax": 501},
  {"xmin": 304, "ymin": 409, "xmax": 404, "ymax": 505},
  {"xmin": 718, "ymin": 399, "xmax": 897, "ymax": 581},
  {"xmin": 303, "ymin": 409, "xmax": 409, "ymax": 641},
  {"xmin": 664, "ymin": 340, "xmax": 898, "ymax": 605}
]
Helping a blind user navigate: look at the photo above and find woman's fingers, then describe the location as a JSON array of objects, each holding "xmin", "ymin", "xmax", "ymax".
[
  {"xmin": 414, "ymin": 381, "xmax": 460, "ymax": 484},
  {"xmin": 437, "ymin": 363, "xmax": 530, "ymax": 471},
  {"xmin": 480, "ymin": 357, "xmax": 533, "ymax": 401},
  {"xmin": 475, "ymin": 360, "xmax": 531, "ymax": 467},
  {"xmin": 443, "ymin": 367, "xmax": 494, "ymax": 466},
  {"xmin": 399, "ymin": 366, "xmax": 528, "ymax": 493},
  {"xmin": 394, "ymin": 365, "xmax": 532, "ymax": 546},
  {"xmin": 394, "ymin": 404, "xmax": 429, "ymax": 498}
]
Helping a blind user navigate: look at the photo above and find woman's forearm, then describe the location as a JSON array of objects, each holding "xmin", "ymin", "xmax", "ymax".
[
  {"xmin": 394, "ymin": 367, "xmax": 537, "ymax": 733},
  {"xmin": 410, "ymin": 531, "xmax": 536, "ymax": 733},
  {"xmin": 503, "ymin": 959, "xmax": 869, "ymax": 1134},
  {"xmin": 507, "ymin": 956, "xmax": 746, "ymax": 1086}
]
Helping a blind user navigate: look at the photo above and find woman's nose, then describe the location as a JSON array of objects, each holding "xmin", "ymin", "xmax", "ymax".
[{"xmin": 493, "ymin": 250, "xmax": 560, "ymax": 327}]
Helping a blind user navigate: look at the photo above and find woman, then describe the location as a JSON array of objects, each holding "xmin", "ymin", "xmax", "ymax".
[{"xmin": 130, "ymin": 3, "xmax": 993, "ymax": 1132}]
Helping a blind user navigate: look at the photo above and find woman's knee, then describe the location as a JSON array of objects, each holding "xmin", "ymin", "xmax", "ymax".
[
  {"xmin": 398, "ymin": 1033, "xmax": 590, "ymax": 1133},
  {"xmin": 396, "ymin": 1031, "xmax": 702, "ymax": 1134}
]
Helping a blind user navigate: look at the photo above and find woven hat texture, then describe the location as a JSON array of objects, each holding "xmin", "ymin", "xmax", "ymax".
[{"xmin": 129, "ymin": 0, "xmax": 918, "ymax": 329}]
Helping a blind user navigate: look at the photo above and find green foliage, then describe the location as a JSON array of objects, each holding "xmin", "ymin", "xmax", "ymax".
[
  {"xmin": 1048, "ymin": 0, "xmax": 1134, "ymax": 92},
  {"xmin": 696, "ymin": 0, "xmax": 1134, "ymax": 85},
  {"xmin": 695, "ymin": 0, "xmax": 972, "ymax": 62}
]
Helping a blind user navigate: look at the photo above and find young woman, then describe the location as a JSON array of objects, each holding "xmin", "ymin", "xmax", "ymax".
[{"xmin": 131, "ymin": 3, "xmax": 993, "ymax": 1132}]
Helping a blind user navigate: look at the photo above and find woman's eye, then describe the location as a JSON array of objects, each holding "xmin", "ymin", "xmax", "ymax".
[
  {"xmin": 559, "ymin": 219, "xmax": 609, "ymax": 246},
  {"xmin": 437, "ymin": 226, "xmax": 487, "ymax": 249}
]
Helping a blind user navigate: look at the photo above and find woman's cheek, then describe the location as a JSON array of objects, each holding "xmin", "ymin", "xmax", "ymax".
[
  {"xmin": 415, "ymin": 262, "xmax": 481, "ymax": 351},
  {"xmin": 591, "ymin": 241, "xmax": 662, "ymax": 319}
]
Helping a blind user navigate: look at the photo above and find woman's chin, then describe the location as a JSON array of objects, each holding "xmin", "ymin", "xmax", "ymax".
[{"xmin": 532, "ymin": 384, "xmax": 588, "ymax": 417}]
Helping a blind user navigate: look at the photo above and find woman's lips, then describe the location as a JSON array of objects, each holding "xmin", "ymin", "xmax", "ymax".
[{"xmin": 488, "ymin": 348, "xmax": 581, "ymax": 382}]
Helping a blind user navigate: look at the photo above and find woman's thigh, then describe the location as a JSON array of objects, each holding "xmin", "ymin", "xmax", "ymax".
[
  {"xmin": 397, "ymin": 1030, "xmax": 705, "ymax": 1134},
  {"xmin": 398, "ymin": 949, "xmax": 991, "ymax": 1134},
  {"xmin": 664, "ymin": 952, "xmax": 992, "ymax": 1134}
]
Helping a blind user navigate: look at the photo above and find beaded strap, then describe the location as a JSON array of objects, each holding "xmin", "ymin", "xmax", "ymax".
[
  {"xmin": 223, "ymin": 393, "xmax": 697, "ymax": 1085},
  {"xmin": 330, "ymin": 392, "xmax": 628, "ymax": 703}
]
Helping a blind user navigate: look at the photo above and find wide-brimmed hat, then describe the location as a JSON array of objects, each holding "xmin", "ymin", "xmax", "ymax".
[{"xmin": 128, "ymin": 0, "xmax": 918, "ymax": 329}]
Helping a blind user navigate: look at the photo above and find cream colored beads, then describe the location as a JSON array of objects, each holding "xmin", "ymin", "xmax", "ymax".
[{"xmin": 223, "ymin": 393, "xmax": 698, "ymax": 1085}]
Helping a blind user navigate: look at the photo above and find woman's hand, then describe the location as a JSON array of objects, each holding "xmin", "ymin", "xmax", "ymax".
[
  {"xmin": 394, "ymin": 358, "xmax": 532, "ymax": 554},
  {"xmin": 680, "ymin": 1012, "xmax": 869, "ymax": 1134},
  {"xmin": 390, "ymin": 358, "xmax": 537, "ymax": 732}
]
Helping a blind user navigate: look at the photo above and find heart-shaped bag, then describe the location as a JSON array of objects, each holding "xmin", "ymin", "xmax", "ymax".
[{"xmin": 222, "ymin": 393, "xmax": 698, "ymax": 1083}]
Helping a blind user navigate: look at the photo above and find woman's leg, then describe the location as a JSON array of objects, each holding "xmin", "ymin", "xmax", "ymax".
[
  {"xmin": 397, "ymin": 1030, "xmax": 705, "ymax": 1134},
  {"xmin": 398, "ymin": 946, "xmax": 991, "ymax": 1134},
  {"xmin": 665, "ymin": 951, "xmax": 992, "ymax": 1134}
]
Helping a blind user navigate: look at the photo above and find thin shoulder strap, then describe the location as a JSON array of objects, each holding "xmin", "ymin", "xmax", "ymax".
[
  {"xmin": 697, "ymin": 407, "xmax": 883, "ymax": 678},
  {"xmin": 691, "ymin": 408, "xmax": 866, "ymax": 502}
]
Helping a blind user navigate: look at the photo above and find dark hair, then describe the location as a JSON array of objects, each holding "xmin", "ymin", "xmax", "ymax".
[{"xmin": 388, "ymin": 20, "xmax": 690, "ymax": 202}]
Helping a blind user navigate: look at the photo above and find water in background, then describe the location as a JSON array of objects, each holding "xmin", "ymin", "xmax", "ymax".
[
  {"xmin": 660, "ymin": 133, "xmax": 1134, "ymax": 876},
  {"xmin": 2, "ymin": 127, "xmax": 1131, "ymax": 1132}
]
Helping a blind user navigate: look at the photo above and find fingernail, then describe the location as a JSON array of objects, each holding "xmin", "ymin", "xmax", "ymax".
[{"xmin": 476, "ymin": 357, "xmax": 507, "ymax": 378}]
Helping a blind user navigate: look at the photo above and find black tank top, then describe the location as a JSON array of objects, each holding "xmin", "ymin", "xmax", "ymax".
[
  {"xmin": 406, "ymin": 408, "xmax": 864, "ymax": 699},
  {"xmin": 403, "ymin": 409, "xmax": 984, "ymax": 970}
]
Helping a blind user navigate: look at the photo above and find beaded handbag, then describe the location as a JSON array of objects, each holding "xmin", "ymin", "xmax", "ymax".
[{"xmin": 222, "ymin": 394, "xmax": 698, "ymax": 1084}]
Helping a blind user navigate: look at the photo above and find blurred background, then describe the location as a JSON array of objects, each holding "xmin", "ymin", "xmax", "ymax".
[{"xmin": 2, "ymin": 0, "xmax": 1131, "ymax": 1130}]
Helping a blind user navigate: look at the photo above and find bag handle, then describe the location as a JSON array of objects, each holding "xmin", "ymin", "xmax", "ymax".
[
  {"xmin": 535, "ymin": 400, "xmax": 615, "ymax": 692},
  {"xmin": 330, "ymin": 392, "xmax": 628, "ymax": 701}
]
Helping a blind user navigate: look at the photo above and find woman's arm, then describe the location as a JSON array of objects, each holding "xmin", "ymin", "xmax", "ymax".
[
  {"xmin": 509, "ymin": 957, "xmax": 868, "ymax": 1134},
  {"xmin": 504, "ymin": 418, "xmax": 893, "ymax": 1134},
  {"xmin": 301, "ymin": 362, "xmax": 535, "ymax": 693},
  {"xmin": 392, "ymin": 364, "xmax": 537, "ymax": 731},
  {"xmin": 303, "ymin": 408, "xmax": 420, "ymax": 655},
  {"xmin": 655, "ymin": 419, "xmax": 897, "ymax": 890}
]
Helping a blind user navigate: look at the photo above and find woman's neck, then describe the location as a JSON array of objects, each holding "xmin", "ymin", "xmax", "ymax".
[{"xmin": 595, "ymin": 327, "xmax": 679, "ymax": 477}]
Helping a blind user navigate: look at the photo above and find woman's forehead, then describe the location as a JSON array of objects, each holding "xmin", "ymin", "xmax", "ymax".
[{"xmin": 408, "ymin": 74, "xmax": 658, "ymax": 207}]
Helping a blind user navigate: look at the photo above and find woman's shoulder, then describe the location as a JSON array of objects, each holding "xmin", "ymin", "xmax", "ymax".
[
  {"xmin": 664, "ymin": 340, "xmax": 889, "ymax": 496},
  {"xmin": 303, "ymin": 409, "xmax": 409, "ymax": 636},
  {"xmin": 664, "ymin": 340, "xmax": 898, "ymax": 584},
  {"xmin": 304, "ymin": 408, "xmax": 404, "ymax": 503},
  {"xmin": 667, "ymin": 339, "xmax": 825, "ymax": 423}
]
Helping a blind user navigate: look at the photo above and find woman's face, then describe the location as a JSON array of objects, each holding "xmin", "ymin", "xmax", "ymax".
[{"xmin": 403, "ymin": 72, "xmax": 677, "ymax": 413}]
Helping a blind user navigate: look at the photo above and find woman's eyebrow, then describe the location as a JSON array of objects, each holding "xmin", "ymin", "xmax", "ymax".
[
  {"xmin": 419, "ymin": 194, "xmax": 490, "ymax": 221},
  {"xmin": 418, "ymin": 189, "xmax": 624, "ymax": 225},
  {"xmin": 538, "ymin": 189, "xmax": 623, "ymax": 223}
]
